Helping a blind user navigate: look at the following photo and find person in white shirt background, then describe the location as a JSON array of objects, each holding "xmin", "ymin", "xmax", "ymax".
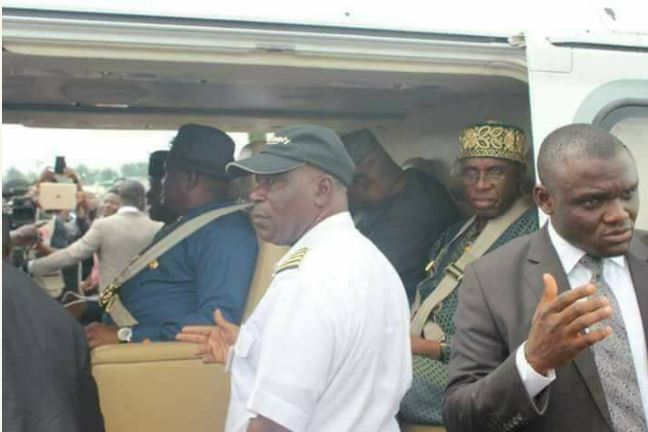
[
  {"xmin": 177, "ymin": 124, "xmax": 412, "ymax": 432},
  {"xmin": 444, "ymin": 124, "xmax": 648, "ymax": 432}
]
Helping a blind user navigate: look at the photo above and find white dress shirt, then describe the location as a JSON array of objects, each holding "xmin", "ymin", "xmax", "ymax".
[
  {"xmin": 117, "ymin": 205, "xmax": 139, "ymax": 214},
  {"xmin": 515, "ymin": 222, "xmax": 648, "ymax": 421},
  {"xmin": 226, "ymin": 212, "xmax": 412, "ymax": 432}
]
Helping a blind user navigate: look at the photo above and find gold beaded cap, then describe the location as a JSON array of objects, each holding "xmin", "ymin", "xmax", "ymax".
[{"xmin": 458, "ymin": 121, "xmax": 527, "ymax": 164}]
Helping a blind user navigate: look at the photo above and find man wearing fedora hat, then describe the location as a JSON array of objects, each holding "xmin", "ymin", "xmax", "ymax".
[
  {"xmin": 85, "ymin": 124, "xmax": 258, "ymax": 347},
  {"xmin": 178, "ymin": 124, "xmax": 412, "ymax": 432}
]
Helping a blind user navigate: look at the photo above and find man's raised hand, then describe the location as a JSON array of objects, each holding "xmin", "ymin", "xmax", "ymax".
[
  {"xmin": 176, "ymin": 309, "xmax": 240, "ymax": 364},
  {"xmin": 524, "ymin": 273, "xmax": 613, "ymax": 375}
]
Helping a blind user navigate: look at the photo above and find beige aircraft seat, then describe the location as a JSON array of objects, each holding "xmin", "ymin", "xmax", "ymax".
[
  {"xmin": 402, "ymin": 425, "xmax": 447, "ymax": 432},
  {"xmin": 91, "ymin": 239, "xmax": 288, "ymax": 432}
]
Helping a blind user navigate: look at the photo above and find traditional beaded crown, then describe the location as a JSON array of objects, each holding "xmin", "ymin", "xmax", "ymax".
[{"xmin": 458, "ymin": 121, "xmax": 527, "ymax": 164}]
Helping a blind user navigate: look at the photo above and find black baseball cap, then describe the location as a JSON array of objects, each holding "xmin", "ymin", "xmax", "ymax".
[{"xmin": 226, "ymin": 125, "xmax": 356, "ymax": 186}]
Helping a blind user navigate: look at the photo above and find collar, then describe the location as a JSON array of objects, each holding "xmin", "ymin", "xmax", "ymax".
[
  {"xmin": 117, "ymin": 206, "xmax": 139, "ymax": 214},
  {"xmin": 547, "ymin": 221, "xmax": 626, "ymax": 273},
  {"xmin": 182, "ymin": 200, "xmax": 231, "ymax": 220},
  {"xmin": 279, "ymin": 212, "xmax": 354, "ymax": 264}
]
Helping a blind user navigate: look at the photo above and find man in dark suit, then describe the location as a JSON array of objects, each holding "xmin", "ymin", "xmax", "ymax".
[
  {"xmin": 85, "ymin": 124, "xmax": 258, "ymax": 347},
  {"xmin": 444, "ymin": 124, "xmax": 648, "ymax": 432},
  {"xmin": 341, "ymin": 128, "xmax": 459, "ymax": 304},
  {"xmin": 3, "ymin": 216, "xmax": 105, "ymax": 432}
]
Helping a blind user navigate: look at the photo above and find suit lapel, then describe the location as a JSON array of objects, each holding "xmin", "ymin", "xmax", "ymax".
[
  {"xmin": 524, "ymin": 226, "xmax": 571, "ymax": 297},
  {"xmin": 525, "ymin": 225, "xmax": 613, "ymax": 429},
  {"xmin": 626, "ymin": 232, "xmax": 648, "ymax": 340}
]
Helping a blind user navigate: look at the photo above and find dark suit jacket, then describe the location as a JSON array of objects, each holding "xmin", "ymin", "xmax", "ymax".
[
  {"xmin": 354, "ymin": 169, "xmax": 459, "ymax": 304},
  {"xmin": 2, "ymin": 263, "xmax": 105, "ymax": 432},
  {"xmin": 443, "ymin": 226, "xmax": 648, "ymax": 432}
]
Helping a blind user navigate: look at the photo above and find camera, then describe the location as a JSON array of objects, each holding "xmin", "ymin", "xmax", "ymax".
[
  {"xmin": 2, "ymin": 179, "xmax": 37, "ymax": 229},
  {"xmin": 2, "ymin": 181, "xmax": 37, "ymax": 270}
]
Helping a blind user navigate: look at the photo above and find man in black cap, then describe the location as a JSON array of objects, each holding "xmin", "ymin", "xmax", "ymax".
[
  {"xmin": 341, "ymin": 129, "xmax": 459, "ymax": 304},
  {"xmin": 85, "ymin": 124, "xmax": 258, "ymax": 347},
  {"xmin": 177, "ymin": 124, "xmax": 411, "ymax": 432},
  {"xmin": 146, "ymin": 150, "xmax": 176, "ymax": 224}
]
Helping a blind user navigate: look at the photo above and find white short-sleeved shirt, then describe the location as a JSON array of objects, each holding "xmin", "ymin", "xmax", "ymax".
[{"xmin": 225, "ymin": 212, "xmax": 412, "ymax": 432}]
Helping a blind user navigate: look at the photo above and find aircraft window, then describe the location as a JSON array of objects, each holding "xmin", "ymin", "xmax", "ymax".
[
  {"xmin": 1, "ymin": 125, "xmax": 250, "ymax": 188},
  {"xmin": 600, "ymin": 105, "xmax": 648, "ymax": 230}
]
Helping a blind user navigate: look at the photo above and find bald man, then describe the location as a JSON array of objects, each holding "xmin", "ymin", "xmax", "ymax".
[{"xmin": 444, "ymin": 124, "xmax": 648, "ymax": 432}]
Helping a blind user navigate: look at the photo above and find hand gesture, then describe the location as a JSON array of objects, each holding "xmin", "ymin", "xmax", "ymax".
[
  {"xmin": 410, "ymin": 335, "xmax": 442, "ymax": 359},
  {"xmin": 85, "ymin": 323, "xmax": 119, "ymax": 349},
  {"xmin": 525, "ymin": 273, "xmax": 613, "ymax": 375},
  {"xmin": 176, "ymin": 310, "xmax": 240, "ymax": 364},
  {"xmin": 33, "ymin": 237, "xmax": 54, "ymax": 256},
  {"xmin": 80, "ymin": 276, "xmax": 97, "ymax": 293},
  {"xmin": 76, "ymin": 191, "xmax": 89, "ymax": 215},
  {"xmin": 64, "ymin": 167, "xmax": 79, "ymax": 183},
  {"xmin": 37, "ymin": 168, "xmax": 56, "ymax": 184},
  {"xmin": 9, "ymin": 224, "xmax": 39, "ymax": 247}
]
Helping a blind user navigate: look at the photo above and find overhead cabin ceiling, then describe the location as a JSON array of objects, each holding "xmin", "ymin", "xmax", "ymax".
[
  {"xmin": 3, "ymin": 52, "xmax": 528, "ymax": 132},
  {"xmin": 2, "ymin": 9, "xmax": 529, "ymax": 132}
]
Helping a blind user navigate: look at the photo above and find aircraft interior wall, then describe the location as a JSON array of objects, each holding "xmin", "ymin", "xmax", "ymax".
[{"xmin": 374, "ymin": 89, "xmax": 533, "ymax": 179}]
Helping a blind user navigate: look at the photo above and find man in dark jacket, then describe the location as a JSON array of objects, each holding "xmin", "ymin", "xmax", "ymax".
[
  {"xmin": 86, "ymin": 124, "xmax": 258, "ymax": 347},
  {"xmin": 342, "ymin": 129, "xmax": 459, "ymax": 303},
  {"xmin": 3, "ymin": 215, "xmax": 105, "ymax": 432}
]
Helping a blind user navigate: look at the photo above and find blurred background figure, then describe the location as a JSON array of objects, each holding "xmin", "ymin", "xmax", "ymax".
[
  {"xmin": 26, "ymin": 167, "xmax": 93, "ymax": 299},
  {"xmin": 228, "ymin": 141, "xmax": 267, "ymax": 202},
  {"xmin": 146, "ymin": 150, "xmax": 177, "ymax": 224},
  {"xmin": 98, "ymin": 189, "xmax": 121, "ymax": 218},
  {"xmin": 29, "ymin": 179, "xmax": 162, "ymax": 294},
  {"xmin": 402, "ymin": 156, "xmax": 472, "ymax": 218}
]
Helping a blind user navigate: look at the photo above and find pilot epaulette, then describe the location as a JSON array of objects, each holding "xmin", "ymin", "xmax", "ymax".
[{"xmin": 275, "ymin": 247, "xmax": 309, "ymax": 275}]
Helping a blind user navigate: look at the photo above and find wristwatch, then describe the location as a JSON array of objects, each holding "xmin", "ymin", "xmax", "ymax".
[
  {"xmin": 117, "ymin": 327, "xmax": 133, "ymax": 343},
  {"xmin": 439, "ymin": 342, "xmax": 449, "ymax": 363}
]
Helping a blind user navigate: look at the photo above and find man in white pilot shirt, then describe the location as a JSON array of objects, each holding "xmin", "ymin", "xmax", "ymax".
[{"xmin": 178, "ymin": 124, "xmax": 412, "ymax": 432}]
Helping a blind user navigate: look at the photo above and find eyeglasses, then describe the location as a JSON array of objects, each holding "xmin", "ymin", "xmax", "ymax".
[
  {"xmin": 255, "ymin": 175, "xmax": 280, "ymax": 188},
  {"xmin": 460, "ymin": 167, "xmax": 507, "ymax": 185}
]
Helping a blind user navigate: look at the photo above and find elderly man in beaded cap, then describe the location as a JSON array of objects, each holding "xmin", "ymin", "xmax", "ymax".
[
  {"xmin": 85, "ymin": 124, "xmax": 258, "ymax": 348},
  {"xmin": 341, "ymin": 129, "xmax": 459, "ymax": 305},
  {"xmin": 400, "ymin": 121, "xmax": 539, "ymax": 426}
]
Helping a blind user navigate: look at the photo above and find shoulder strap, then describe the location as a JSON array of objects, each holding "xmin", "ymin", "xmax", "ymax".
[
  {"xmin": 410, "ymin": 196, "xmax": 533, "ymax": 337},
  {"xmin": 99, "ymin": 202, "xmax": 252, "ymax": 326},
  {"xmin": 412, "ymin": 217, "xmax": 475, "ymax": 313}
]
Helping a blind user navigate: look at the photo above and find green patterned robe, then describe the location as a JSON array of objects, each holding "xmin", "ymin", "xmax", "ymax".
[{"xmin": 400, "ymin": 205, "xmax": 539, "ymax": 425}]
